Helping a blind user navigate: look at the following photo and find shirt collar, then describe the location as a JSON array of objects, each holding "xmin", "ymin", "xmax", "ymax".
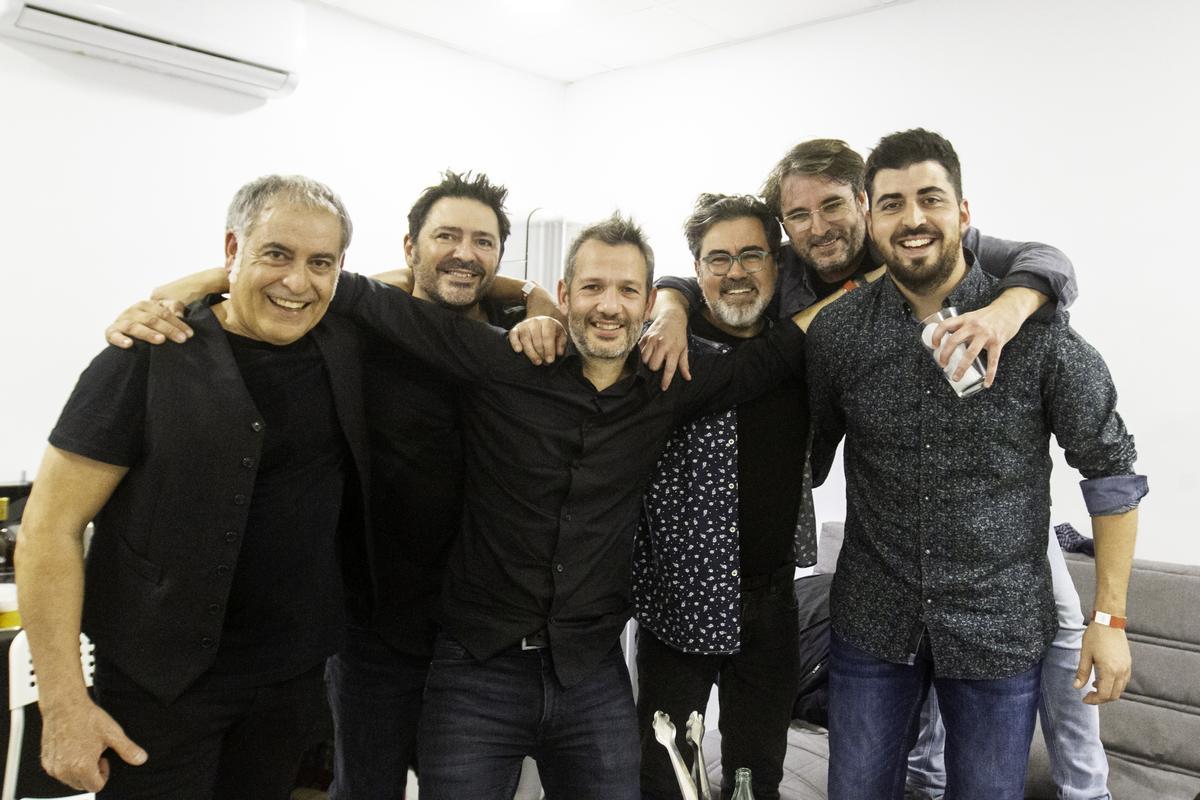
[{"xmin": 877, "ymin": 246, "xmax": 994, "ymax": 318}]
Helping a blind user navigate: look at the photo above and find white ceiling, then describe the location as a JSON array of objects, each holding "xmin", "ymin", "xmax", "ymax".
[{"xmin": 316, "ymin": 0, "xmax": 908, "ymax": 83}]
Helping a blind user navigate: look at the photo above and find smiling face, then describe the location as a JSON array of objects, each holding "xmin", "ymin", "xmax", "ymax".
[
  {"xmin": 867, "ymin": 159, "xmax": 970, "ymax": 295},
  {"xmin": 694, "ymin": 216, "xmax": 777, "ymax": 336},
  {"xmin": 779, "ymin": 174, "xmax": 868, "ymax": 283},
  {"xmin": 406, "ymin": 196, "xmax": 501, "ymax": 310},
  {"xmin": 220, "ymin": 202, "xmax": 343, "ymax": 345},
  {"xmin": 558, "ymin": 240, "xmax": 655, "ymax": 364}
]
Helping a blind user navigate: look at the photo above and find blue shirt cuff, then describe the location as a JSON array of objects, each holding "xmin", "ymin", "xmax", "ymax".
[{"xmin": 1080, "ymin": 474, "xmax": 1149, "ymax": 516}]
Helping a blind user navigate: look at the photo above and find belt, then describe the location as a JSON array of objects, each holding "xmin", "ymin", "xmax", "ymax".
[
  {"xmin": 740, "ymin": 563, "xmax": 796, "ymax": 593},
  {"xmin": 520, "ymin": 628, "xmax": 550, "ymax": 650}
]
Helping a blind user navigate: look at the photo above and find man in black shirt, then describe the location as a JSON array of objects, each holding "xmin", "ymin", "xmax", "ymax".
[
  {"xmin": 16, "ymin": 175, "xmax": 370, "ymax": 799},
  {"xmin": 328, "ymin": 212, "xmax": 812, "ymax": 799},
  {"xmin": 633, "ymin": 194, "xmax": 813, "ymax": 800}
]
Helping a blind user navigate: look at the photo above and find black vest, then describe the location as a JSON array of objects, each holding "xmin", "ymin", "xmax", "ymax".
[{"xmin": 80, "ymin": 302, "xmax": 370, "ymax": 703}]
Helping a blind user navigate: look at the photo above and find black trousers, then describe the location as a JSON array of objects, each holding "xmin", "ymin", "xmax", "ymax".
[
  {"xmin": 93, "ymin": 659, "xmax": 325, "ymax": 800},
  {"xmin": 637, "ymin": 573, "xmax": 801, "ymax": 800}
]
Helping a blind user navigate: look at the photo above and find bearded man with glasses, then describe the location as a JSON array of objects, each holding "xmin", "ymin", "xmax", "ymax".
[{"xmin": 633, "ymin": 193, "xmax": 856, "ymax": 800}]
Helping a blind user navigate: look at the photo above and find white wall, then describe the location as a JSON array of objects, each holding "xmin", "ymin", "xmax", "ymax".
[
  {"xmin": 4, "ymin": 0, "xmax": 1195, "ymax": 565},
  {"xmin": 1, "ymin": 1, "xmax": 565, "ymax": 484},
  {"xmin": 562, "ymin": 0, "xmax": 1199, "ymax": 564}
]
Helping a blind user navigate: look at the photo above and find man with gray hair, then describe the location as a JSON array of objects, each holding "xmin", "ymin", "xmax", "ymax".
[
  {"xmin": 325, "ymin": 211, "xmax": 817, "ymax": 798},
  {"xmin": 16, "ymin": 174, "xmax": 370, "ymax": 799}
]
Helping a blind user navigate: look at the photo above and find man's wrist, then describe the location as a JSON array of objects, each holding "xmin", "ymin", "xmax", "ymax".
[{"xmin": 1091, "ymin": 609, "xmax": 1127, "ymax": 629}]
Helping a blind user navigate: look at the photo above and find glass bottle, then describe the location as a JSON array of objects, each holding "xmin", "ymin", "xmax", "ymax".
[{"xmin": 729, "ymin": 767, "xmax": 756, "ymax": 800}]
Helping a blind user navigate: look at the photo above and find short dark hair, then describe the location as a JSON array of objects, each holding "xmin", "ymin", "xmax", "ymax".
[
  {"xmin": 864, "ymin": 128, "xmax": 963, "ymax": 205},
  {"xmin": 683, "ymin": 193, "xmax": 782, "ymax": 260},
  {"xmin": 407, "ymin": 170, "xmax": 511, "ymax": 248},
  {"xmin": 761, "ymin": 139, "xmax": 865, "ymax": 217},
  {"xmin": 564, "ymin": 212, "xmax": 654, "ymax": 290}
]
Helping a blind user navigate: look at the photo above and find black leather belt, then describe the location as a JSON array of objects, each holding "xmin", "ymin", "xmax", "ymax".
[
  {"xmin": 740, "ymin": 563, "xmax": 796, "ymax": 592},
  {"xmin": 520, "ymin": 628, "xmax": 550, "ymax": 650}
]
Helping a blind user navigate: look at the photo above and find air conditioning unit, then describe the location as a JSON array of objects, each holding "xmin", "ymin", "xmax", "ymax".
[{"xmin": 0, "ymin": 0, "xmax": 304, "ymax": 97}]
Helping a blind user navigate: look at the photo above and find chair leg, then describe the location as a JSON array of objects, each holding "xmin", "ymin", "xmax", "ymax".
[{"xmin": 3, "ymin": 707, "xmax": 27, "ymax": 800}]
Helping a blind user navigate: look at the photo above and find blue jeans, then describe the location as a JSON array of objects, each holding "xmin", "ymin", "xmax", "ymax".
[
  {"xmin": 326, "ymin": 623, "xmax": 430, "ymax": 800},
  {"xmin": 416, "ymin": 633, "xmax": 640, "ymax": 800},
  {"xmin": 906, "ymin": 532, "xmax": 1111, "ymax": 800},
  {"xmin": 828, "ymin": 632, "xmax": 1040, "ymax": 800}
]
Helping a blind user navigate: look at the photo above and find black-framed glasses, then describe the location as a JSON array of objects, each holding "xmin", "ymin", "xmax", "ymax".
[
  {"xmin": 700, "ymin": 249, "xmax": 772, "ymax": 275},
  {"xmin": 782, "ymin": 197, "xmax": 852, "ymax": 231}
]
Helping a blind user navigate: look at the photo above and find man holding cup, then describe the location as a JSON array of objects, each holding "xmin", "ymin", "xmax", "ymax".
[{"xmin": 806, "ymin": 128, "xmax": 1148, "ymax": 800}]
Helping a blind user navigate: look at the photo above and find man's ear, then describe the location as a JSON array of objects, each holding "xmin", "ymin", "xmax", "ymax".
[
  {"xmin": 224, "ymin": 231, "xmax": 239, "ymax": 271},
  {"xmin": 645, "ymin": 286, "xmax": 658, "ymax": 318},
  {"xmin": 556, "ymin": 278, "xmax": 569, "ymax": 317},
  {"xmin": 693, "ymin": 259, "xmax": 703, "ymax": 279},
  {"xmin": 960, "ymin": 198, "xmax": 971, "ymax": 229},
  {"xmin": 856, "ymin": 189, "xmax": 868, "ymax": 209},
  {"xmin": 403, "ymin": 234, "xmax": 416, "ymax": 267}
]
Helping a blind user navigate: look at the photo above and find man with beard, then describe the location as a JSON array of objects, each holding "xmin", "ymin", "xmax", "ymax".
[
  {"xmin": 104, "ymin": 171, "xmax": 561, "ymax": 800},
  {"xmin": 322, "ymin": 212, "xmax": 820, "ymax": 799},
  {"xmin": 632, "ymin": 193, "xmax": 867, "ymax": 800},
  {"xmin": 805, "ymin": 129, "xmax": 1146, "ymax": 799},
  {"xmin": 642, "ymin": 138, "xmax": 1077, "ymax": 390}
]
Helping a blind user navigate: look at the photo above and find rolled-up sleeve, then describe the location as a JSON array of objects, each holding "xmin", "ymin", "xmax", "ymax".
[{"xmin": 1045, "ymin": 323, "xmax": 1148, "ymax": 515}]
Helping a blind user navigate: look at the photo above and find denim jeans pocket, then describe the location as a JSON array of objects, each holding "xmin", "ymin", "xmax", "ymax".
[{"xmin": 430, "ymin": 634, "xmax": 473, "ymax": 664}]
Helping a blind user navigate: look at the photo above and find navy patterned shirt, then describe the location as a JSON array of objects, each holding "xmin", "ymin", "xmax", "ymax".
[{"xmin": 807, "ymin": 254, "xmax": 1147, "ymax": 679}]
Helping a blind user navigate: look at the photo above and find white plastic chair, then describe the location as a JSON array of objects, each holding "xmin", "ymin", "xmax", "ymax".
[{"xmin": 3, "ymin": 630, "xmax": 95, "ymax": 800}]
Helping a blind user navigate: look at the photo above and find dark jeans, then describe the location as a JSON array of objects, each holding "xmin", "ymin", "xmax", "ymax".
[
  {"xmin": 827, "ymin": 631, "xmax": 1041, "ymax": 800},
  {"xmin": 326, "ymin": 623, "xmax": 430, "ymax": 800},
  {"xmin": 93, "ymin": 659, "xmax": 325, "ymax": 800},
  {"xmin": 636, "ymin": 574, "xmax": 800, "ymax": 800},
  {"xmin": 416, "ymin": 633, "xmax": 640, "ymax": 800}
]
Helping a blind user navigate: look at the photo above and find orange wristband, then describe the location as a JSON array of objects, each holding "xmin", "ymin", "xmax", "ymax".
[{"xmin": 1091, "ymin": 610, "xmax": 1127, "ymax": 629}]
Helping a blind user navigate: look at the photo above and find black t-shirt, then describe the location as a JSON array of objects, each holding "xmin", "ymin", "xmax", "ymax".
[
  {"xmin": 208, "ymin": 331, "xmax": 348, "ymax": 684},
  {"xmin": 690, "ymin": 313, "xmax": 809, "ymax": 580}
]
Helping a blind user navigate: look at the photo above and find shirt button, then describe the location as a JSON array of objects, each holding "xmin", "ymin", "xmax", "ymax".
[
  {"xmin": 555, "ymin": 563, "xmax": 564, "ymax": 573},
  {"xmin": 201, "ymin": 637, "xmax": 214, "ymax": 648},
  {"xmin": 225, "ymin": 530, "xmax": 238, "ymax": 543},
  {"xmin": 216, "ymin": 564, "xmax": 230, "ymax": 576},
  {"xmin": 233, "ymin": 494, "xmax": 247, "ymax": 506},
  {"xmin": 251, "ymin": 421, "xmax": 264, "ymax": 432},
  {"xmin": 926, "ymin": 390, "xmax": 932, "ymax": 395},
  {"xmin": 925, "ymin": 443, "xmax": 931, "ymax": 449},
  {"xmin": 727, "ymin": 483, "xmax": 735, "ymax": 490},
  {"xmin": 563, "ymin": 513, "xmax": 573, "ymax": 522},
  {"xmin": 924, "ymin": 548, "xmax": 931, "ymax": 555},
  {"xmin": 731, "ymin": 569, "xmax": 739, "ymax": 578},
  {"xmin": 923, "ymin": 496, "xmax": 929, "ymax": 501},
  {"xmin": 207, "ymin": 603, "xmax": 220, "ymax": 615},
  {"xmin": 241, "ymin": 457, "xmax": 255, "ymax": 469},
  {"xmin": 926, "ymin": 598, "xmax": 933, "ymax": 605}
]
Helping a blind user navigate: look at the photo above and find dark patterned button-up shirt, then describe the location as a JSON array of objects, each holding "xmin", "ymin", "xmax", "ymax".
[{"xmin": 807, "ymin": 256, "xmax": 1147, "ymax": 679}]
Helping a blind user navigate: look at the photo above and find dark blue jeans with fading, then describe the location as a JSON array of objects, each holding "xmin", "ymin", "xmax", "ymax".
[
  {"xmin": 416, "ymin": 633, "xmax": 640, "ymax": 800},
  {"xmin": 827, "ymin": 631, "xmax": 1041, "ymax": 800}
]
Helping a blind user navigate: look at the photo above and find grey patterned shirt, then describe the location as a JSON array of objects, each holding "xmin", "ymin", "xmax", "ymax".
[{"xmin": 807, "ymin": 255, "xmax": 1147, "ymax": 679}]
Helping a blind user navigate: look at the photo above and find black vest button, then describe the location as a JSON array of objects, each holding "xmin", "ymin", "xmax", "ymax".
[
  {"xmin": 225, "ymin": 530, "xmax": 238, "ymax": 543},
  {"xmin": 241, "ymin": 457, "xmax": 254, "ymax": 469},
  {"xmin": 251, "ymin": 421, "xmax": 264, "ymax": 432},
  {"xmin": 216, "ymin": 564, "xmax": 230, "ymax": 576},
  {"xmin": 207, "ymin": 604, "xmax": 220, "ymax": 615},
  {"xmin": 201, "ymin": 637, "xmax": 214, "ymax": 648},
  {"xmin": 233, "ymin": 494, "xmax": 247, "ymax": 506}
]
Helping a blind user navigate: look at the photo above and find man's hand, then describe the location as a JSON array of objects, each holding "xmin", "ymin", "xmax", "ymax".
[
  {"xmin": 105, "ymin": 300, "xmax": 190, "ymax": 348},
  {"xmin": 1074, "ymin": 622, "xmax": 1132, "ymax": 705},
  {"xmin": 930, "ymin": 287, "xmax": 1046, "ymax": 387},
  {"xmin": 508, "ymin": 316, "xmax": 567, "ymax": 365},
  {"xmin": 41, "ymin": 699, "xmax": 147, "ymax": 792},
  {"xmin": 639, "ymin": 306, "xmax": 691, "ymax": 391}
]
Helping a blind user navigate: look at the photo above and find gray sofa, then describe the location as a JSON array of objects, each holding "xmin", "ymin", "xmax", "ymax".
[{"xmin": 701, "ymin": 551, "xmax": 1200, "ymax": 799}]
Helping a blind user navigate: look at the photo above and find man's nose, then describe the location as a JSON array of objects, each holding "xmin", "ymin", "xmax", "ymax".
[
  {"xmin": 810, "ymin": 213, "xmax": 829, "ymax": 237},
  {"xmin": 281, "ymin": 261, "xmax": 310, "ymax": 292},
  {"xmin": 902, "ymin": 203, "xmax": 927, "ymax": 229}
]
